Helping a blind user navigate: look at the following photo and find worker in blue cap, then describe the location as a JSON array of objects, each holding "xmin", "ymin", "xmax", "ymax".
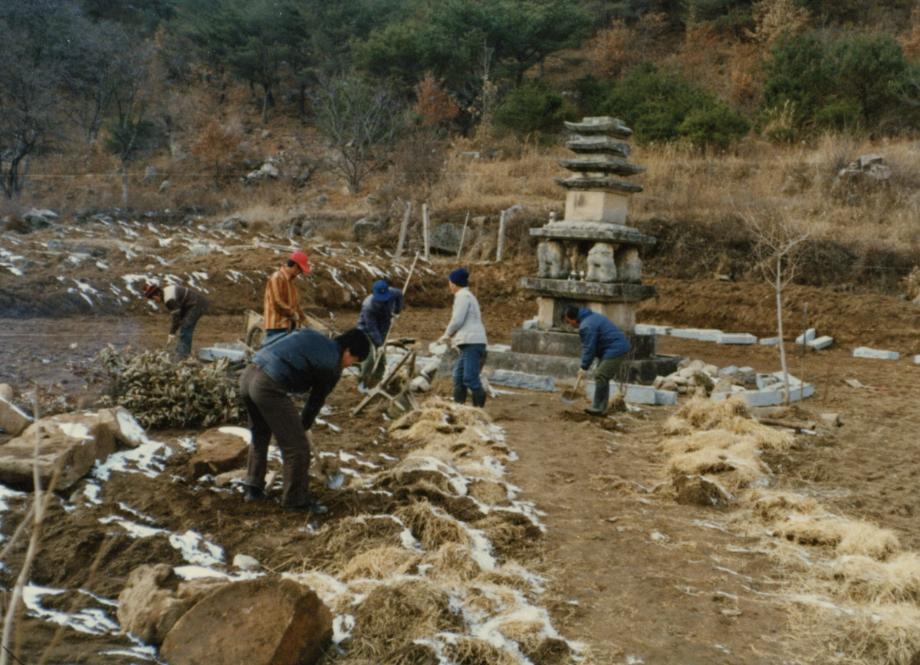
[
  {"xmin": 356, "ymin": 278, "xmax": 404, "ymax": 388},
  {"xmin": 438, "ymin": 267, "xmax": 488, "ymax": 407}
]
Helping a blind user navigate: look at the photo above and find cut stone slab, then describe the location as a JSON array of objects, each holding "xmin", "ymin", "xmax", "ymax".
[
  {"xmin": 717, "ymin": 332, "xmax": 757, "ymax": 345},
  {"xmin": 0, "ymin": 384, "xmax": 13, "ymax": 401},
  {"xmin": 160, "ymin": 577, "xmax": 332, "ymax": 665},
  {"xmin": 586, "ymin": 381, "xmax": 675, "ymax": 406},
  {"xmin": 853, "ymin": 347, "xmax": 900, "ymax": 361},
  {"xmin": 913, "ymin": 355, "xmax": 920, "ymax": 365},
  {"xmin": 795, "ymin": 328, "xmax": 817, "ymax": 345},
  {"xmin": 718, "ymin": 365, "xmax": 739, "ymax": 377},
  {"xmin": 759, "ymin": 337, "xmax": 782, "ymax": 346},
  {"xmin": 0, "ymin": 411, "xmax": 118, "ymax": 490},
  {"xmin": 487, "ymin": 369, "xmax": 555, "ymax": 392},
  {"xmin": 188, "ymin": 427, "xmax": 250, "ymax": 477},
  {"xmin": 670, "ymin": 328, "xmax": 723, "ymax": 342},
  {"xmin": 807, "ymin": 336, "xmax": 834, "ymax": 350},
  {"xmin": 199, "ymin": 344, "xmax": 248, "ymax": 362},
  {"xmin": 0, "ymin": 395, "xmax": 31, "ymax": 436},
  {"xmin": 712, "ymin": 381, "xmax": 814, "ymax": 407}
]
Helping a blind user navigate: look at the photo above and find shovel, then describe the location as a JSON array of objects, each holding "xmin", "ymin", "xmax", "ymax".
[{"xmin": 561, "ymin": 372, "xmax": 584, "ymax": 404}]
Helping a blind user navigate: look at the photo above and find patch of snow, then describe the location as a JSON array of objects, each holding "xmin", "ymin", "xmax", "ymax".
[
  {"xmin": 23, "ymin": 585, "xmax": 119, "ymax": 636},
  {"xmin": 58, "ymin": 422, "xmax": 92, "ymax": 439},
  {"xmin": 92, "ymin": 438, "xmax": 172, "ymax": 481},
  {"xmin": 168, "ymin": 530, "xmax": 225, "ymax": 567},
  {"xmin": 217, "ymin": 426, "xmax": 251, "ymax": 443},
  {"xmin": 332, "ymin": 614, "xmax": 355, "ymax": 644}
]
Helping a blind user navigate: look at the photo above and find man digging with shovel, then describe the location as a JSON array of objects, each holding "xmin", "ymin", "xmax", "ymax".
[
  {"xmin": 563, "ymin": 305, "xmax": 630, "ymax": 416},
  {"xmin": 239, "ymin": 327, "xmax": 370, "ymax": 513}
]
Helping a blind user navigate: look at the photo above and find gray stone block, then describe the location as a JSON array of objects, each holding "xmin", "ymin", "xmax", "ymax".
[
  {"xmin": 717, "ymin": 332, "xmax": 758, "ymax": 345},
  {"xmin": 759, "ymin": 336, "xmax": 782, "ymax": 346},
  {"xmin": 655, "ymin": 389, "xmax": 678, "ymax": 406},
  {"xmin": 519, "ymin": 277, "xmax": 655, "ymax": 303},
  {"xmin": 718, "ymin": 365, "xmax": 739, "ymax": 377},
  {"xmin": 511, "ymin": 328, "xmax": 656, "ymax": 359},
  {"xmin": 795, "ymin": 328, "xmax": 817, "ymax": 345},
  {"xmin": 487, "ymin": 369, "xmax": 555, "ymax": 392},
  {"xmin": 670, "ymin": 328, "xmax": 722, "ymax": 342},
  {"xmin": 853, "ymin": 347, "xmax": 900, "ymax": 361},
  {"xmin": 914, "ymin": 355, "xmax": 920, "ymax": 365},
  {"xmin": 198, "ymin": 345, "xmax": 248, "ymax": 362},
  {"xmin": 807, "ymin": 336, "xmax": 833, "ymax": 350}
]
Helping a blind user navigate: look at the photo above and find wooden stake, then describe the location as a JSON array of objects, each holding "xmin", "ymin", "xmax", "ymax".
[
  {"xmin": 422, "ymin": 203, "xmax": 430, "ymax": 261},
  {"xmin": 496, "ymin": 209, "xmax": 507, "ymax": 262},
  {"xmin": 395, "ymin": 201, "xmax": 411, "ymax": 260},
  {"xmin": 367, "ymin": 252, "xmax": 420, "ymax": 381},
  {"xmin": 457, "ymin": 211, "xmax": 470, "ymax": 259}
]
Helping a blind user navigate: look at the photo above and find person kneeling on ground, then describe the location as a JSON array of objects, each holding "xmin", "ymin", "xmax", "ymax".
[
  {"xmin": 438, "ymin": 267, "xmax": 488, "ymax": 408},
  {"xmin": 356, "ymin": 278, "xmax": 404, "ymax": 389},
  {"xmin": 563, "ymin": 305, "xmax": 630, "ymax": 416},
  {"xmin": 143, "ymin": 282, "xmax": 209, "ymax": 359},
  {"xmin": 262, "ymin": 250, "xmax": 311, "ymax": 346},
  {"xmin": 239, "ymin": 328, "xmax": 370, "ymax": 512}
]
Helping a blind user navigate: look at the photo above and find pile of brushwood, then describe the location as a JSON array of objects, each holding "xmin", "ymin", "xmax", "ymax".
[{"xmin": 98, "ymin": 346, "xmax": 244, "ymax": 429}]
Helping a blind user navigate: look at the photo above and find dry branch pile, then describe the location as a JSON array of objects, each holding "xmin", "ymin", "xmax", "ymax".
[{"xmin": 98, "ymin": 346, "xmax": 244, "ymax": 429}]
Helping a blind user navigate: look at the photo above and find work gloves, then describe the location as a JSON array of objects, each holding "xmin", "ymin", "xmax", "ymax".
[
  {"xmin": 166, "ymin": 334, "xmax": 176, "ymax": 347},
  {"xmin": 576, "ymin": 368, "xmax": 587, "ymax": 382}
]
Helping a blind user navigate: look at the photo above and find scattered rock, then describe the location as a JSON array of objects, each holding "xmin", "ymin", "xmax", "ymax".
[
  {"xmin": 233, "ymin": 553, "xmax": 261, "ymax": 571},
  {"xmin": 409, "ymin": 376, "xmax": 431, "ymax": 393},
  {"xmin": 0, "ymin": 410, "xmax": 119, "ymax": 490},
  {"xmin": 159, "ymin": 180, "xmax": 171, "ymax": 193},
  {"xmin": 21, "ymin": 208, "xmax": 58, "ymax": 232},
  {"xmin": 429, "ymin": 222, "xmax": 464, "ymax": 254},
  {"xmin": 0, "ymin": 395, "xmax": 31, "ymax": 436},
  {"xmin": 187, "ymin": 427, "xmax": 250, "ymax": 478},
  {"xmin": 117, "ymin": 564, "xmax": 190, "ymax": 645},
  {"xmin": 244, "ymin": 161, "xmax": 280, "ymax": 184},
  {"xmin": 820, "ymin": 413, "xmax": 843, "ymax": 427},
  {"xmin": 218, "ymin": 216, "xmax": 248, "ymax": 231},
  {"xmin": 215, "ymin": 468, "xmax": 247, "ymax": 487},
  {"xmin": 674, "ymin": 474, "xmax": 732, "ymax": 507},
  {"xmin": 160, "ymin": 577, "xmax": 332, "ymax": 665},
  {"xmin": 352, "ymin": 217, "xmax": 383, "ymax": 241}
]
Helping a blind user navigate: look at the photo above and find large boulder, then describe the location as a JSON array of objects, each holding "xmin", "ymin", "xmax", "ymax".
[
  {"xmin": 160, "ymin": 577, "xmax": 332, "ymax": 665},
  {"xmin": 0, "ymin": 409, "xmax": 134, "ymax": 490},
  {"xmin": 0, "ymin": 395, "xmax": 31, "ymax": 436},
  {"xmin": 118, "ymin": 564, "xmax": 229, "ymax": 645},
  {"xmin": 22, "ymin": 208, "xmax": 59, "ymax": 231},
  {"xmin": 429, "ymin": 222, "xmax": 463, "ymax": 254},
  {"xmin": 187, "ymin": 427, "xmax": 250, "ymax": 478}
]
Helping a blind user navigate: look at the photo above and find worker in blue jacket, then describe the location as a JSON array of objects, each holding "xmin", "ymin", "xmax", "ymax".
[
  {"xmin": 356, "ymin": 279, "xmax": 404, "ymax": 388},
  {"xmin": 239, "ymin": 328, "xmax": 370, "ymax": 512},
  {"xmin": 563, "ymin": 305, "xmax": 631, "ymax": 415}
]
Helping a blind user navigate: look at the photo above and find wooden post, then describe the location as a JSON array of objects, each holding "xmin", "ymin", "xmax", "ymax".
[
  {"xmin": 395, "ymin": 201, "xmax": 411, "ymax": 260},
  {"xmin": 457, "ymin": 211, "xmax": 470, "ymax": 259},
  {"xmin": 496, "ymin": 209, "xmax": 507, "ymax": 262},
  {"xmin": 422, "ymin": 203, "xmax": 430, "ymax": 261}
]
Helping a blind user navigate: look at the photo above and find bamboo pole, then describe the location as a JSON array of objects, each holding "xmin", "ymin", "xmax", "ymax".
[
  {"xmin": 395, "ymin": 201, "xmax": 412, "ymax": 260},
  {"xmin": 457, "ymin": 211, "xmax": 470, "ymax": 259}
]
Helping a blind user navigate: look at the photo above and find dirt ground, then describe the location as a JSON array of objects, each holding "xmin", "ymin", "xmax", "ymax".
[{"xmin": 2, "ymin": 290, "xmax": 920, "ymax": 663}]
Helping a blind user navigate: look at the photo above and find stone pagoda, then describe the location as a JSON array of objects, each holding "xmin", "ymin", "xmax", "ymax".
[{"xmin": 491, "ymin": 116, "xmax": 677, "ymax": 381}]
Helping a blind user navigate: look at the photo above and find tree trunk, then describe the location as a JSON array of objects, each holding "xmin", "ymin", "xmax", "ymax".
[{"xmin": 775, "ymin": 257, "xmax": 791, "ymax": 405}]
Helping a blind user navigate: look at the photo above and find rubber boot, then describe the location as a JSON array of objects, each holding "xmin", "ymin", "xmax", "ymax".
[
  {"xmin": 471, "ymin": 388, "xmax": 487, "ymax": 408},
  {"xmin": 585, "ymin": 377, "xmax": 609, "ymax": 416},
  {"xmin": 453, "ymin": 384, "xmax": 468, "ymax": 404}
]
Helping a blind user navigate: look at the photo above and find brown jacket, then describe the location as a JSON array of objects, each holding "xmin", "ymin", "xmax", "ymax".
[{"xmin": 263, "ymin": 268, "xmax": 305, "ymax": 330}]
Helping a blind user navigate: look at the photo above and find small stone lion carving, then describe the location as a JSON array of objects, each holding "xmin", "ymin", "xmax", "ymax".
[
  {"xmin": 616, "ymin": 246, "xmax": 642, "ymax": 282},
  {"xmin": 537, "ymin": 240, "xmax": 568, "ymax": 278},
  {"xmin": 586, "ymin": 243, "xmax": 617, "ymax": 282}
]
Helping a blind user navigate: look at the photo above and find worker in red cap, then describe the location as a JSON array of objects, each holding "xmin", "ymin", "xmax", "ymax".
[
  {"xmin": 262, "ymin": 250, "xmax": 310, "ymax": 346},
  {"xmin": 144, "ymin": 282, "xmax": 210, "ymax": 358}
]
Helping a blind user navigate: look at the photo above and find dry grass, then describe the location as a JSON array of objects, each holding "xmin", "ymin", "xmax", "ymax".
[
  {"xmin": 443, "ymin": 638, "xmax": 519, "ymax": 665},
  {"xmin": 823, "ymin": 553, "xmax": 920, "ymax": 604},
  {"xmin": 771, "ymin": 513, "xmax": 901, "ymax": 560},
  {"xmin": 425, "ymin": 542, "xmax": 482, "ymax": 581},
  {"xmin": 303, "ymin": 515, "xmax": 408, "ymax": 571},
  {"xmin": 394, "ymin": 501, "xmax": 470, "ymax": 551},
  {"xmin": 668, "ymin": 440, "xmax": 766, "ymax": 490},
  {"xmin": 341, "ymin": 546, "xmax": 421, "ymax": 581},
  {"xmin": 347, "ymin": 579, "xmax": 464, "ymax": 664}
]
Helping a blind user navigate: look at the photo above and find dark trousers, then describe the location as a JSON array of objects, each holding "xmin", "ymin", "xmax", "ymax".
[
  {"xmin": 176, "ymin": 306, "xmax": 205, "ymax": 358},
  {"xmin": 453, "ymin": 343, "xmax": 486, "ymax": 402},
  {"xmin": 239, "ymin": 365, "xmax": 311, "ymax": 507},
  {"xmin": 592, "ymin": 357, "xmax": 622, "ymax": 412}
]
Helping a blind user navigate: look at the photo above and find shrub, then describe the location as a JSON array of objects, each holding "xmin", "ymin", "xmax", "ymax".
[
  {"xmin": 492, "ymin": 81, "xmax": 569, "ymax": 137},
  {"xmin": 601, "ymin": 63, "xmax": 748, "ymax": 148},
  {"xmin": 678, "ymin": 104, "xmax": 751, "ymax": 149}
]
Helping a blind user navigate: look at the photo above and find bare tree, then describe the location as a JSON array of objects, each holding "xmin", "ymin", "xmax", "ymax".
[
  {"xmin": 313, "ymin": 75, "xmax": 405, "ymax": 194},
  {"xmin": 748, "ymin": 213, "xmax": 809, "ymax": 404}
]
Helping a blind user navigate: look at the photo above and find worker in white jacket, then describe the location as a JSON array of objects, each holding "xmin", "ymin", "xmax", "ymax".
[{"xmin": 438, "ymin": 267, "xmax": 488, "ymax": 407}]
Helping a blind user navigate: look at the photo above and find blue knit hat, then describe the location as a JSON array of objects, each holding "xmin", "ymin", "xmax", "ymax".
[
  {"xmin": 371, "ymin": 279, "xmax": 391, "ymax": 302},
  {"xmin": 449, "ymin": 267, "xmax": 469, "ymax": 287}
]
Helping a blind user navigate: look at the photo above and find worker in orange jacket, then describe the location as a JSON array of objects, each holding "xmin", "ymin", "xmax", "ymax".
[{"xmin": 263, "ymin": 250, "xmax": 310, "ymax": 346}]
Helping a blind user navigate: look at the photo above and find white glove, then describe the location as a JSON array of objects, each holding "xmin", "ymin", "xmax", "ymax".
[
  {"xmin": 576, "ymin": 368, "xmax": 587, "ymax": 382},
  {"xmin": 437, "ymin": 334, "xmax": 450, "ymax": 345},
  {"xmin": 166, "ymin": 334, "xmax": 176, "ymax": 348}
]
